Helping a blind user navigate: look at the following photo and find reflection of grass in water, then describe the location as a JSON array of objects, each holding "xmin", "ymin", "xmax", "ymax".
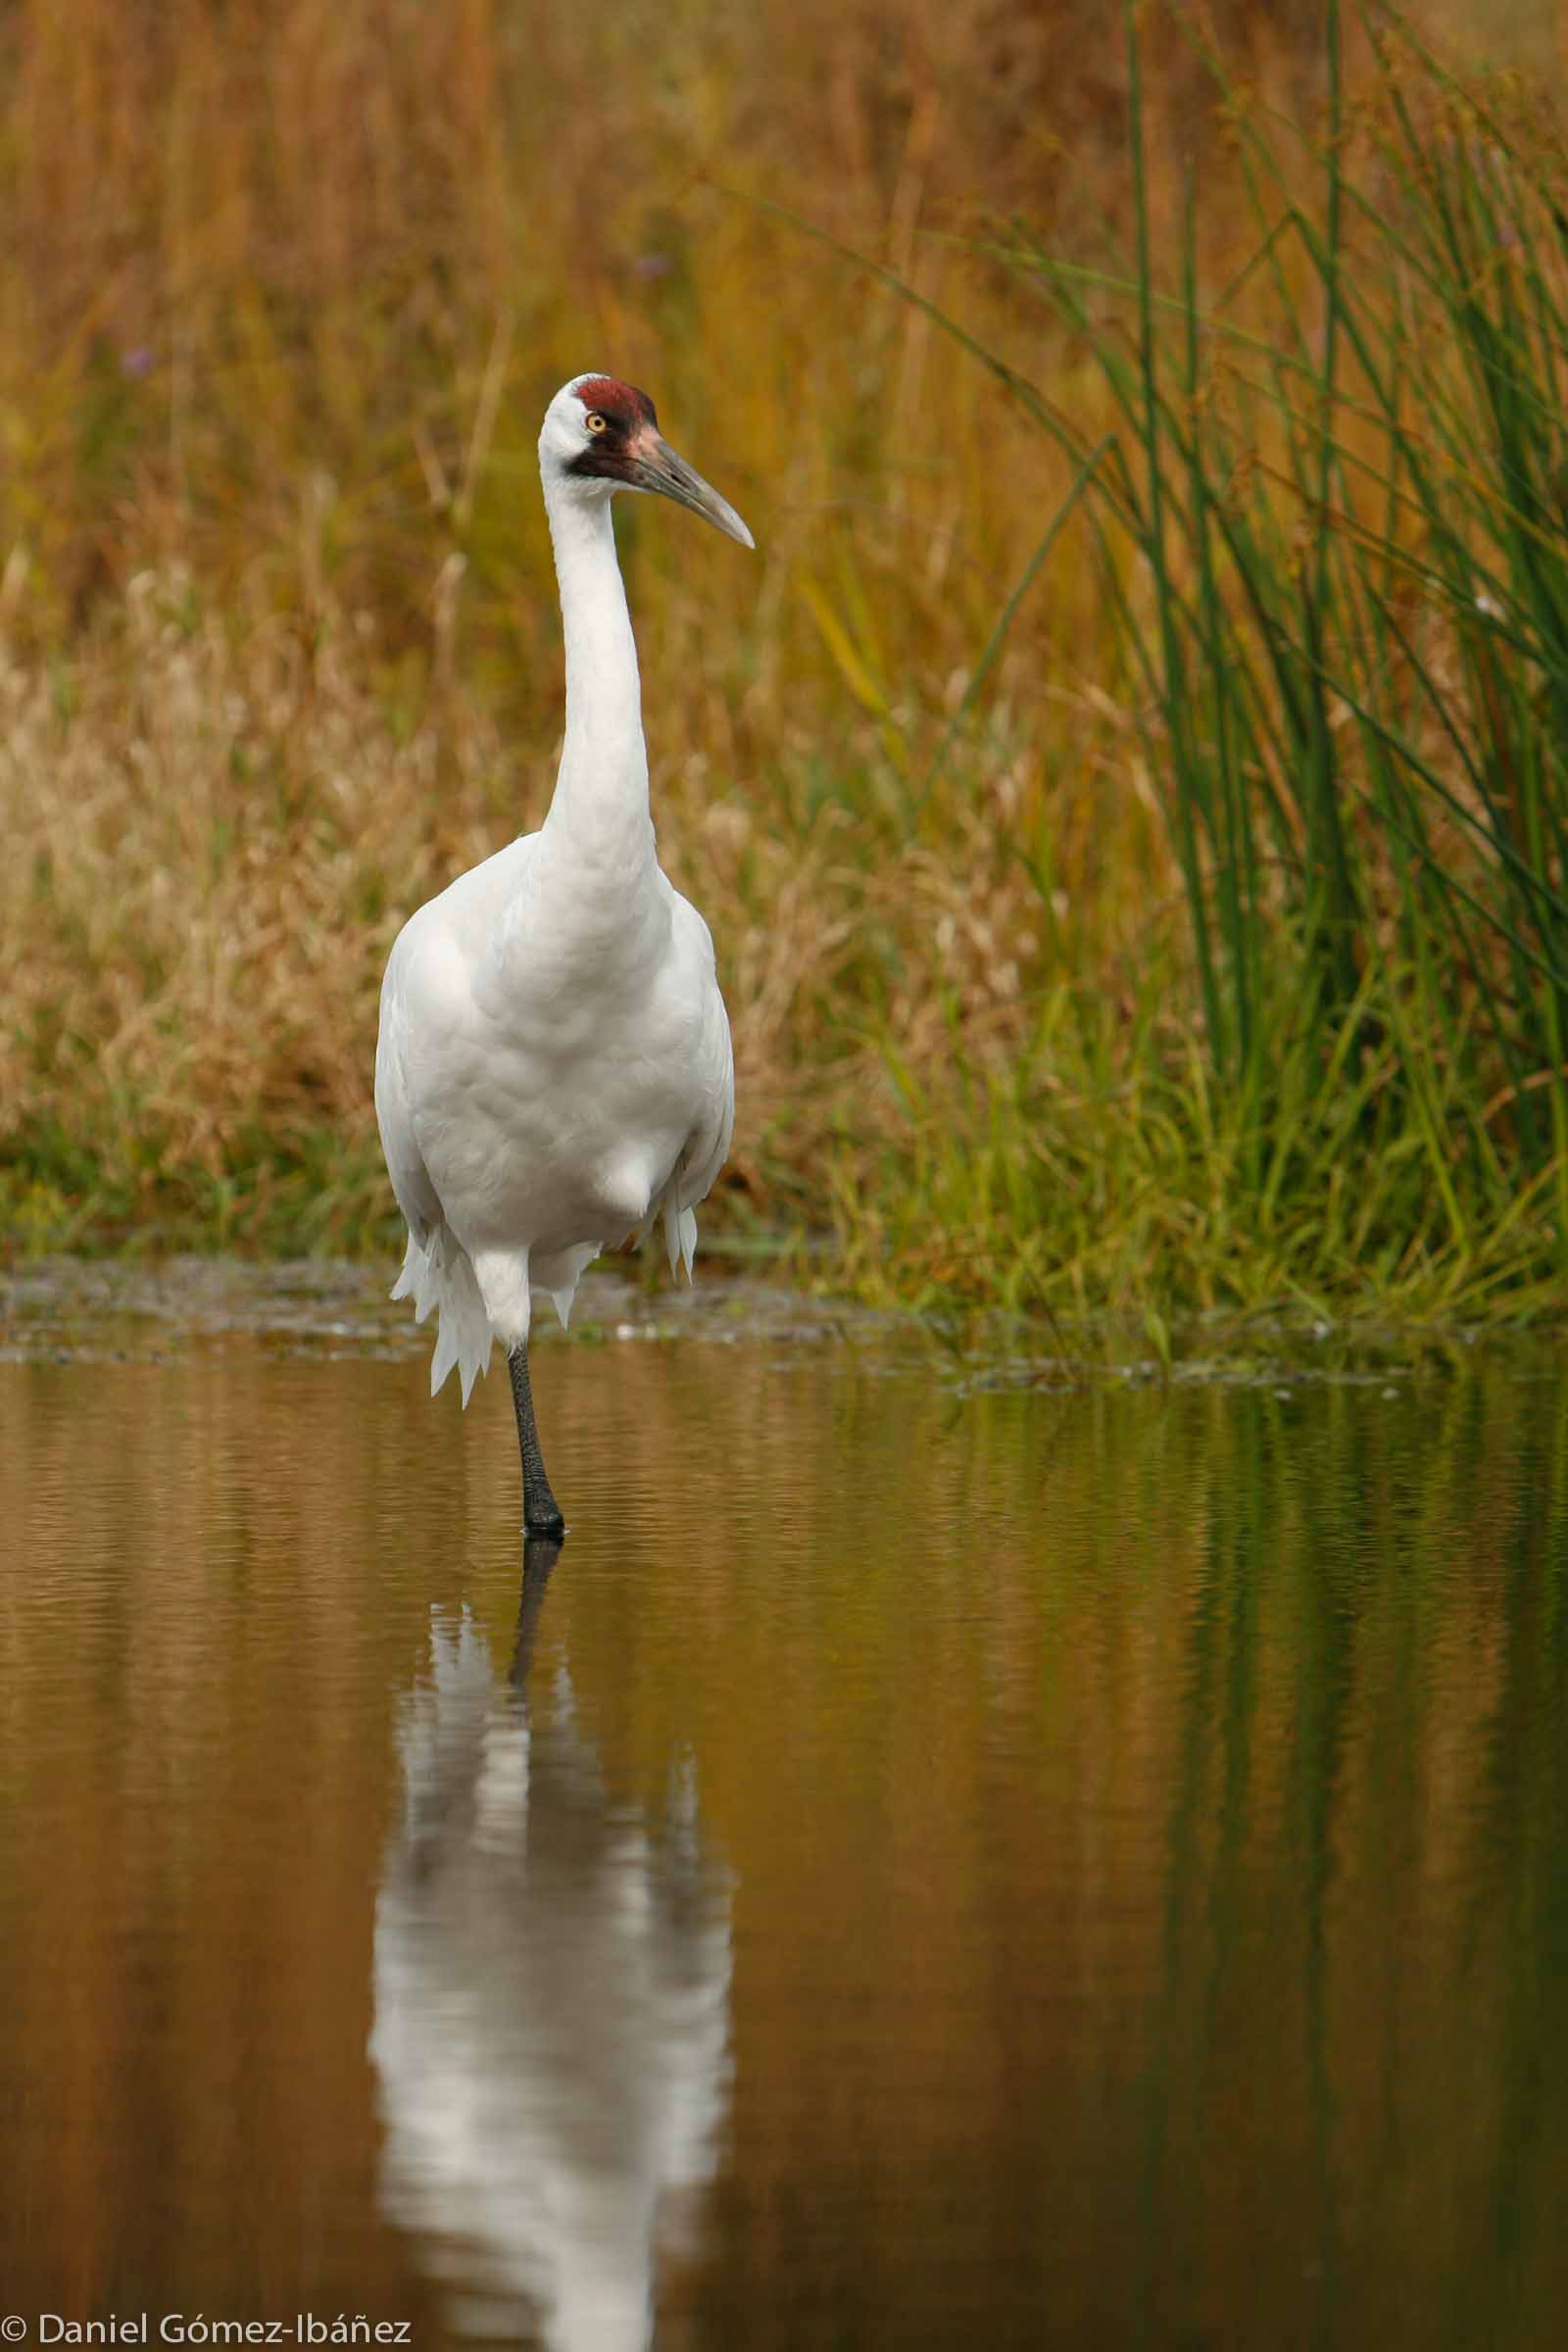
[
  {"xmin": 2, "ymin": 2, "xmax": 1567, "ymax": 1324},
  {"xmin": 1129, "ymin": 1372, "xmax": 1568, "ymax": 2344},
  {"xmin": 3, "ymin": 1321, "xmax": 1567, "ymax": 2334},
  {"xmin": 1463, "ymin": 1419, "xmax": 1568, "ymax": 2347}
]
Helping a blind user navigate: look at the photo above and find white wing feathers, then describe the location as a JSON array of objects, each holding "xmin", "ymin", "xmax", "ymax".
[
  {"xmin": 662, "ymin": 1201, "xmax": 698, "ymax": 1284},
  {"xmin": 391, "ymin": 1225, "xmax": 497, "ymax": 1405}
]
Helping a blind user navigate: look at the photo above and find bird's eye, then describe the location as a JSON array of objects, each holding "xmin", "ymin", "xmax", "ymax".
[{"xmin": 585, "ymin": 412, "xmax": 609, "ymax": 435}]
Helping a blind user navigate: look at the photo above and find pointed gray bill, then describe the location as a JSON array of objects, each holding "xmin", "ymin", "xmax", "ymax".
[{"xmin": 627, "ymin": 435, "xmax": 755, "ymax": 549}]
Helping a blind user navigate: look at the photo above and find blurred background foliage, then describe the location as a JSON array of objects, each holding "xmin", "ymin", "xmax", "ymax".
[{"xmin": 1, "ymin": 0, "xmax": 1565, "ymax": 1328}]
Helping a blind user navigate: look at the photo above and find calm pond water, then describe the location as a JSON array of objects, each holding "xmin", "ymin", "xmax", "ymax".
[{"xmin": 2, "ymin": 1264, "xmax": 1566, "ymax": 2350}]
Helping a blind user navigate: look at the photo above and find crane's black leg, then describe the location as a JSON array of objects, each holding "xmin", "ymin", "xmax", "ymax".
[{"xmin": 508, "ymin": 1342, "xmax": 565, "ymax": 1537}]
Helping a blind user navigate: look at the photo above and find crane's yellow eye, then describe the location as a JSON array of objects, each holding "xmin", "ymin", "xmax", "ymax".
[{"xmin": 585, "ymin": 412, "xmax": 609, "ymax": 434}]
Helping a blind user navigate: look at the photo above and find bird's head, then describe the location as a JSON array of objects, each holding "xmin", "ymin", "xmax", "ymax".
[{"xmin": 538, "ymin": 374, "xmax": 754, "ymax": 549}]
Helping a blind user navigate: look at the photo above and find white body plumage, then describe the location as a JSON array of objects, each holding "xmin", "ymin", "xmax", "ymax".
[{"xmin": 374, "ymin": 375, "xmax": 749, "ymax": 1413}]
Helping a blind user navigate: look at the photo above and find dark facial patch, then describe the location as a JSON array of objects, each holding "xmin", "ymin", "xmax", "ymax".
[{"xmin": 568, "ymin": 376, "xmax": 659, "ymax": 479}]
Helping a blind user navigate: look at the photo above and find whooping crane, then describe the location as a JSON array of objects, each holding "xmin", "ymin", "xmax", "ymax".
[{"xmin": 374, "ymin": 376, "xmax": 753, "ymax": 1533}]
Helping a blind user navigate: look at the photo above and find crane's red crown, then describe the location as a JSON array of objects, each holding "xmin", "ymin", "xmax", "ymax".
[
  {"xmin": 572, "ymin": 376, "xmax": 658, "ymax": 431},
  {"xmin": 567, "ymin": 377, "xmax": 660, "ymax": 484}
]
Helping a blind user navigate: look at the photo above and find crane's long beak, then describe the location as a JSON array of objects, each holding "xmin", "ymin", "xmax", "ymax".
[{"xmin": 626, "ymin": 433, "xmax": 755, "ymax": 549}]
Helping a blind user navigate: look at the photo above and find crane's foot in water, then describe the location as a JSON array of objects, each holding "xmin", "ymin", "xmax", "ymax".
[{"xmin": 508, "ymin": 1342, "xmax": 566, "ymax": 1537}]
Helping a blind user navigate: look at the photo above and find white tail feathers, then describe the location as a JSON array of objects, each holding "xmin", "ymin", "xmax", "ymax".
[
  {"xmin": 394, "ymin": 1207, "xmax": 695, "ymax": 1400},
  {"xmin": 662, "ymin": 1200, "xmax": 698, "ymax": 1283},
  {"xmin": 391, "ymin": 1226, "xmax": 497, "ymax": 1406}
]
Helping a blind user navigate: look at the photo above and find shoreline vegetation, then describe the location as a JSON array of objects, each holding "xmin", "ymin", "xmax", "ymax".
[{"xmin": 4, "ymin": 1, "xmax": 1567, "ymax": 1333}]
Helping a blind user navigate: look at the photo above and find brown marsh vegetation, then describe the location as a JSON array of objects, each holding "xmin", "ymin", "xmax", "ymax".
[{"xmin": 2, "ymin": 0, "xmax": 1565, "ymax": 1325}]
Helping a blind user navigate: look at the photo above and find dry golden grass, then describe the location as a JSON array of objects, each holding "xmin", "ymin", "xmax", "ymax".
[
  {"xmin": 1, "ymin": 556, "xmax": 1145, "ymax": 1251},
  {"xmin": 0, "ymin": 0, "xmax": 1561, "ymax": 1309}
]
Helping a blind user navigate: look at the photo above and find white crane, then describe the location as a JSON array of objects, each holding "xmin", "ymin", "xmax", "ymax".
[{"xmin": 375, "ymin": 375, "xmax": 753, "ymax": 1533}]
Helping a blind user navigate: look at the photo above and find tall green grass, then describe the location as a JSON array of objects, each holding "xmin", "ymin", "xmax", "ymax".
[{"xmin": 846, "ymin": 4, "xmax": 1568, "ymax": 1322}]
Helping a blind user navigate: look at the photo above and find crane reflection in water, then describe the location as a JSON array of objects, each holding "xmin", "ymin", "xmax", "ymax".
[{"xmin": 370, "ymin": 1543, "xmax": 733, "ymax": 2351}]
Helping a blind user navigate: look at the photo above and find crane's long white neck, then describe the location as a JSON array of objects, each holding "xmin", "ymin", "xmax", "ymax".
[{"xmin": 540, "ymin": 476, "xmax": 653, "ymax": 868}]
